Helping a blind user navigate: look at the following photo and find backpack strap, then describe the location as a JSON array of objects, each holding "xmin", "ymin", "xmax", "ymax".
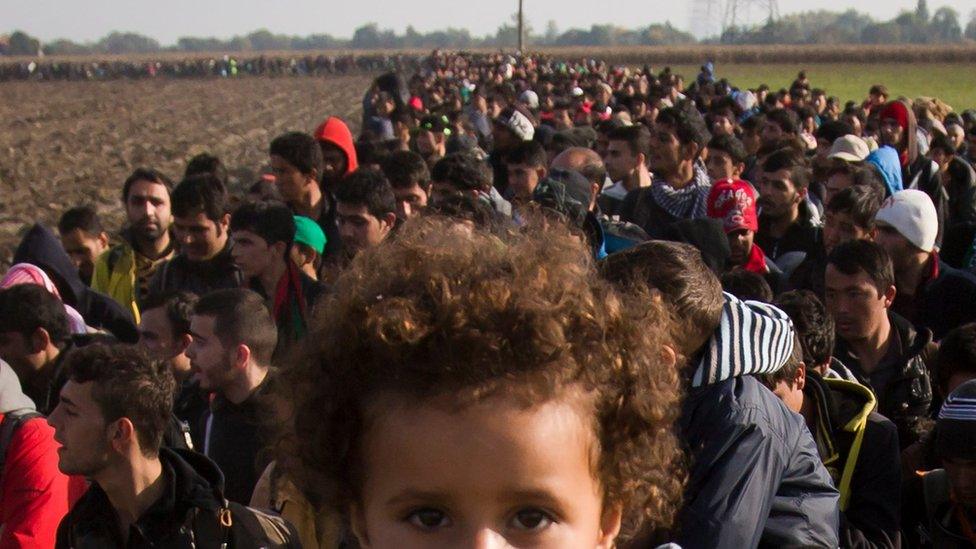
[{"xmin": 0, "ymin": 409, "xmax": 43, "ymax": 476}]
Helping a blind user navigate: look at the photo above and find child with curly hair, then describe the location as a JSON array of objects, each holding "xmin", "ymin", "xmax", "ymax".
[{"xmin": 273, "ymin": 216, "xmax": 686, "ymax": 548}]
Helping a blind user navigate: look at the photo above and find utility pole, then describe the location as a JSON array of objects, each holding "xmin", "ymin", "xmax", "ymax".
[{"xmin": 517, "ymin": 0, "xmax": 524, "ymax": 53}]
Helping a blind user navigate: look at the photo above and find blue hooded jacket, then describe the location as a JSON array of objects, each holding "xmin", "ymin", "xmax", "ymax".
[{"xmin": 867, "ymin": 146, "xmax": 904, "ymax": 197}]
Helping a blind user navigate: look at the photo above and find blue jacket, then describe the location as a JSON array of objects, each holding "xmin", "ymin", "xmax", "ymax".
[
  {"xmin": 866, "ymin": 146, "xmax": 903, "ymax": 197},
  {"xmin": 677, "ymin": 295, "xmax": 840, "ymax": 548}
]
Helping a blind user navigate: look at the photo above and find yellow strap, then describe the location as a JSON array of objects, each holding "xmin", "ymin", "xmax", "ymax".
[{"xmin": 838, "ymin": 414, "xmax": 868, "ymax": 512}]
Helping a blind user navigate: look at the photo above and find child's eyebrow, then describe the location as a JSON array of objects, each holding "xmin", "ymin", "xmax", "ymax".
[{"xmin": 385, "ymin": 489, "xmax": 449, "ymax": 506}]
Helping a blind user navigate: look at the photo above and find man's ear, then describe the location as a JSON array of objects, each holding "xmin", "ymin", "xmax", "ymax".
[
  {"xmin": 867, "ymin": 227, "xmax": 879, "ymax": 241},
  {"xmin": 636, "ymin": 152, "xmax": 647, "ymax": 169},
  {"xmin": 306, "ymin": 169, "xmax": 320, "ymax": 187},
  {"xmin": 381, "ymin": 213, "xmax": 397, "ymax": 231},
  {"xmin": 30, "ymin": 327, "xmax": 52, "ymax": 355},
  {"xmin": 98, "ymin": 232, "xmax": 110, "ymax": 248},
  {"xmin": 883, "ymin": 284, "xmax": 897, "ymax": 308},
  {"xmin": 271, "ymin": 241, "xmax": 288, "ymax": 261},
  {"xmin": 234, "ymin": 343, "xmax": 252, "ymax": 370},
  {"xmin": 177, "ymin": 333, "xmax": 193, "ymax": 355},
  {"xmin": 536, "ymin": 166, "xmax": 548, "ymax": 181},
  {"xmin": 109, "ymin": 417, "xmax": 138, "ymax": 454},
  {"xmin": 219, "ymin": 213, "xmax": 231, "ymax": 232}
]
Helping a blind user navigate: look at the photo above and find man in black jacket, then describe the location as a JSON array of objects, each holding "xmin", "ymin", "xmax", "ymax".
[
  {"xmin": 772, "ymin": 290, "xmax": 902, "ymax": 548},
  {"xmin": 826, "ymin": 240, "xmax": 935, "ymax": 449},
  {"xmin": 49, "ymin": 343, "xmax": 297, "ymax": 547},
  {"xmin": 874, "ymin": 189, "xmax": 976, "ymax": 340},
  {"xmin": 186, "ymin": 289, "xmax": 277, "ymax": 504},
  {"xmin": 602, "ymin": 241, "xmax": 838, "ymax": 548},
  {"xmin": 756, "ymin": 147, "xmax": 822, "ymax": 277},
  {"xmin": 148, "ymin": 174, "xmax": 242, "ymax": 297}
]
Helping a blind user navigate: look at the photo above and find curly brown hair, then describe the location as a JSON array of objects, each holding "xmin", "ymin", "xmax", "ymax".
[{"xmin": 275, "ymin": 216, "xmax": 686, "ymax": 539}]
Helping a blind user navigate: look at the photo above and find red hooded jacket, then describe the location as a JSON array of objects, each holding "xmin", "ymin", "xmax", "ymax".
[{"xmin": 313, "ymin": 116, "xmax": 359, "ymax": 176}]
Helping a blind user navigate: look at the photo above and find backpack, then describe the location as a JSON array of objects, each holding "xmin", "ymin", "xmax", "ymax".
[{"xmin": 0, "ymin": 409, "xmax": 44, "ymax": 475}]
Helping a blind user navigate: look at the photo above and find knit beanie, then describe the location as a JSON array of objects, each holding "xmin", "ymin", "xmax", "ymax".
[
  {"xmin": 874, "ymin": 189, "xmax": 938, "ymax": 252},
  {"xmin": 936, "ymin": 379, "xmax": 976, "ymax": 460}
]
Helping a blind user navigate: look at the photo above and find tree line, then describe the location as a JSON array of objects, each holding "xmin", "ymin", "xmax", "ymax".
[{"xmin": 2, "ymin": 0, "xmax": 975, "ymax": 57}]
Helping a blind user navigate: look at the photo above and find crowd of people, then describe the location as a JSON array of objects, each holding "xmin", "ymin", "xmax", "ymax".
[
  {"xmin": 2, "ymin": 50, "xmax": 976, "ymax": 547},
  {"xmin": 0, "ymin": 52, "xmax": 423, "ymax": 81}
]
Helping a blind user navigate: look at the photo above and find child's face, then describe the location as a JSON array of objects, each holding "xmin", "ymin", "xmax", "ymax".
[
  {"xmin": 705, "ymin": 149, "xmax": 740, "ymax": 181},
  {"xmin": 353, "ymin": 394, "xmax": 620, "ymax": 548}
]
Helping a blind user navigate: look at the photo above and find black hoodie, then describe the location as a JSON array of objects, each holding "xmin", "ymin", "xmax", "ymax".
[
  {"xmin": 56, "ymin": 448, "xmax": 297, "ymax": 548},
  {"xmin": 13, "ymin": 224, "xmax": 138, "ymax": 343}
]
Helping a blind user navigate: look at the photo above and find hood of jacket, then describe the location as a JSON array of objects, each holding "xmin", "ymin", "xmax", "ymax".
[
  {"xmin": 691, "ymin": 292, "xmax": 796, "ymax": 387},
  {"xmin": 880, "ymin": 100, "xmax": 919, "ymax": 167},
  {"xmin": 866, "ymin": 145, "xmax": 905, "ymax": 196},
  {"xmin": 13, "ymin": 224, "xmax": 87, "ymax": 307},
  {"xmin": 162, "ymin": 447, "xmax": 228, "ymax": 510},
  {"xmin": 313, "ymin": 116, "xmax": 359, "ymax": 175},
  {"xmin": 0, "ymin": 360, "xmax": 36, "ymax": 413}
]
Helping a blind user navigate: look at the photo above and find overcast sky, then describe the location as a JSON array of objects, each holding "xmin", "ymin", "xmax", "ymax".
[{"xmin": 6, "ymin": 0, "xmax": 974, "ymax": 44}]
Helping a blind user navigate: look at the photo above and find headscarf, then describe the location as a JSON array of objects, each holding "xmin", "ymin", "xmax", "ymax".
[{"xmin": 0, "ymin": 263, "xmax": 88, "ymax": 334}]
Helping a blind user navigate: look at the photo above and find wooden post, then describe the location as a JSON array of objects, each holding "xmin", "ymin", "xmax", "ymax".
[{"xmin": 518, "ymin": 0, "xmax": 524, "ymax": 52}]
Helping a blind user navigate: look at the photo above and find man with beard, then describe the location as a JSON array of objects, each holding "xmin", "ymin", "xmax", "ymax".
[
  {"xmin": 756, "ymin": 148, "xmax": 822, "ymax": 277},
  {"xmin": 619, "ymin": 103, "xmax": 712, "ymax": 239},
  {"xmin": 414, "ymin": 114, "xmax": 450, "ymax": 169},
  {"xmin": 186, "ymin": 289, "xmax": 277, "ymax": 504},
  {"xmin": 148, "ymin": 174, "xmax": 242, "ymax": 297},
  {"xmin": 92, "ymin": 168, "xmax": 177, "ymax": 323}
]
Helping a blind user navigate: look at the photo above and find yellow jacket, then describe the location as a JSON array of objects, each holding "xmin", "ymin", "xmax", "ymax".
[{"xmin": 91, "ymin": 243, "xmax": 140, "ymax": 323}]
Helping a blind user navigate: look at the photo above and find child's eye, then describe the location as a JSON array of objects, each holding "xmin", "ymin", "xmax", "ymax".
[
  {"xmin": 405, "ymin": 508, "xmax": 450, "ymax": 530},
  {"xmin": 510, "ymin": 508, "xmax": 555, "ymax": 532}
]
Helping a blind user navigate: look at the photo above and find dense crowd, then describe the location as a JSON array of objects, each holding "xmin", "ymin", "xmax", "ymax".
[
  {"xmin": 2, "ymin": 50, "xmax": 976, "ymax": 548},
  {"xmin": 0, "ymin": 52, "xmax": 424, "ymax": 81}
]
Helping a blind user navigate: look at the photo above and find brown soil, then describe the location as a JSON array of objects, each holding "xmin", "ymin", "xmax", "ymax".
[{"xmin": 0, "ymin": 75, "xmax": 370, "ymax": 265}]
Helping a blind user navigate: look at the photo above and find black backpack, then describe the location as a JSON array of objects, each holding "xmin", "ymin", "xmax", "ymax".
[{"xmin": 0, "ymin": 409, "xmax": 44, "ymax": 474}]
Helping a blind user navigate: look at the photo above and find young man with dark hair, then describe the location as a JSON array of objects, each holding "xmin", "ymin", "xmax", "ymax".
[
  {"xmin": 505, "ymin": 140, "xmax": 548, "ymax": 203},
  {"xmin": 138, "ymin": 290, "xmax": 207, "ymax": 447},
  {"xmin": 186, "ymin": 289, "xmax": 278, "ymax": 504},
  {"xmin": 756, "ymin": 148, "xmax": 822, "ymax": 276},
  {"xmin": 759, "ymin": 324, "xmax": 902, "ymax": 549},
  {"xmin": 761, "ymin": 108, "xmax": 800, "ymax": 150},
  {"xmin": 149, "ymin": 174, "xmax": 242, "ymax": 297},
  {"xmin": 334, "ymin": 169, "xmax": 398, "ymax": 259},
  {"xmin": 825, "ymin": 239, "xmax": 934, "ymax": 448},
  {"xmin": 874, "ymin": 189, "xmax": 976, "ymax": 340},
  {"xmin": 231, "ymin": 201, "xmax": 324, "ymax": 355},
  {"xmin": 791, "ymin": 185, "xmax": 883, "ymax": 298},
  {"xmin": 431, "ymin": 152, "xmax": 512, "ymax": 217},
  {"xmin": 705, "ymin": 134, "xmax": 747, "ymax": 182},
  {"xmin": 620, "ymin": 103, "xmax": 713, "ymax": 238},
  {"xmin": 49, "ymin": 343, "xmax": 297, "ymax": 546},
  {"xmin": 381, "ymin": 150, "xmax": 432, "ymax": 221},
  {"xmin": 92, "ymin": 167, "xmax": 176, "ymax": 323},
  {"xmin": 601, "ymin": 241, "xmax": 838, "ymax": 548},
  {"xmin": 269, "ymin": 131, "xmax": 325, "ymax": 222},
  {"xmin": 600, "ymin": 124, "xmax": 651, "ymax": 216},
  {"xmin": 184, "ymin": 153, "xmax": 228, "ymax": 187},
  {"xmin": 58, "ymin": 205, "xmax": 109, "ymax": 286},
  {"xmin": 0, "ymin": 284, "xmax": 74, "ymax": 414}
]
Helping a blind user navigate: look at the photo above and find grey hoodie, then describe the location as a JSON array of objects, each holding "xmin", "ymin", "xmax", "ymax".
[{"xmin": 0, "ymin": 360, "xmax": 37, "ymax": 414}]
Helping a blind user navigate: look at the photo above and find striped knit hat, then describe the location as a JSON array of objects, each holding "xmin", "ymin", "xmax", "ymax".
[
  {"xmin": 937, "ymin": 380, "xmax": 976, "ymax": 460},
  {"xmin": 692, "ymin": 292, "xmax": 796, "ymax": 388}
]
